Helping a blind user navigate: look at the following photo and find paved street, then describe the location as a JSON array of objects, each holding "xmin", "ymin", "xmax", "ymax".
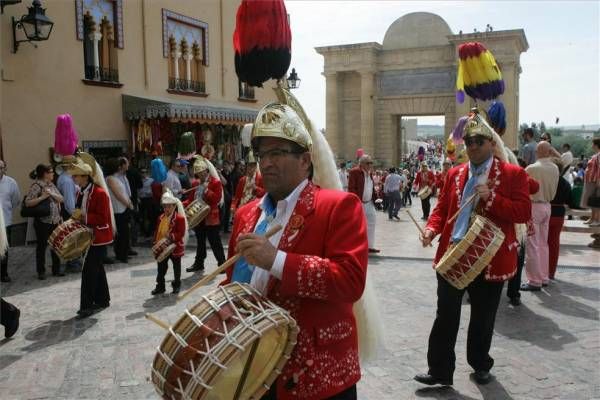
[{"xmin": 0, "ymin": 200, "xmax": 599, "ymax": 400}]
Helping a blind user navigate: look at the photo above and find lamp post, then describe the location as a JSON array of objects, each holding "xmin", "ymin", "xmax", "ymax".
[
  {"xmin": 286, "ymin": 68, "xmax": 301, "ymax": 89},
  {"xmin": 12, "ymin": 0, "xmax": 54, "ymax": 53}
]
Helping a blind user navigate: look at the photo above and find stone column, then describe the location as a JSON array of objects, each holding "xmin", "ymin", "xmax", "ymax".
[
  {"xmin": 324, "ymin": 72, "xmax": 340, "ymax": 158},
  {"xmin": 501, "ymin": 63, "xmax": 518, "ymax": 149},
  {"xmin": 185, "ymin": 54, "xmax": 193, "ymax": 82},
  {"xmin": 90, "ymin": 31, "xmax": 102, "ymax": 80},
  {"xmin": 173, "ymin": 51, "xmax": 182, "ymax": 81},
  {"xmin": 360, "ymin": 70, "xmax": 375, "ymax": 156}
]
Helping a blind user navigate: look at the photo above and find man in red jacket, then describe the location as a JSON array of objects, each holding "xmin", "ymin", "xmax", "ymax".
[
  {"xmin": 186, "ymin": 158, "xmax": 226, "ymax": 273},
  {"xmin": 415, "ymin": 114, "xmax": 531, "ymax": 386},
  {"xmin": 224, "ymin": 98, "xmax": 368, "ymax": 400},
  {"xmin": 347, "ymin": 154, "xmax": 379, "ymax": 253},
  {"xmin": 231, "ymin": 152, "xmax": 266, "ymax": 214},
  {"xmin": 67, "ymin": 153, "xmax": 115, "ymax": 319}
]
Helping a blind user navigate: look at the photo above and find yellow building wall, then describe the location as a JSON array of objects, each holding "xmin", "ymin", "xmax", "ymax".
[{"xmin": 0, "ymin": 0, "xmax": 278, "ymax": 202}]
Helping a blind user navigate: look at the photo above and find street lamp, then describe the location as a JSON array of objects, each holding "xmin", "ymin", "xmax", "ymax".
[
  {"xmin": 286, "ymin": 68, "xmax": 301, "ymax": 89},
  {"xmin": 12, "ymin": 0, "xmax": 54, "ymax": 53}
]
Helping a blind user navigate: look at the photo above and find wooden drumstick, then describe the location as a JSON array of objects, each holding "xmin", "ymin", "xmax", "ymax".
[
  {"xmin": 447, "ymin": 193, "xmax": 478, "ymax": 224},
  {"xmin": 177, "ymin": 224, "xmax": 283, "ymax": 301},
  {"xmin": 145, "ymin": 313, "xmax": 170, "ymax": 330},
  {"xmin": 406, "ymin": 209, "xmax": 432, "ymax": 247}
]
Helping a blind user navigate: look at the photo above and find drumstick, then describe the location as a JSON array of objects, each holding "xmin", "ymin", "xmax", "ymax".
[
  {"xmin": 406, "ymin": 209, "xmax": 432, "ymax": 247},
  {"xmin": 447, "ymin": 193, "xmax": 478, "ymax": 224},
  {"xmin": 145, "ymin": 313, "xmax": 170, "ymax": 330},
  {"xmin": 177, "ymin": 224, "xmax": 283, "ymax": 301}
]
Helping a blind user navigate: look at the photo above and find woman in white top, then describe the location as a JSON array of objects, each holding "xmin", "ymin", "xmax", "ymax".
[{"xmin": 106, "ymin": 157, "xmax": 133, "ymax": 263}]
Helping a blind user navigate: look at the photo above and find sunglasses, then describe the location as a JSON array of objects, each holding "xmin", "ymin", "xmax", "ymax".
[{"xmin": 464, "ymin": 136, "xmax": 488, "ymax": 147}]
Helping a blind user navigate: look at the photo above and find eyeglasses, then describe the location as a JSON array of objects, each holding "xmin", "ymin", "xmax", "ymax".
[
  {"xmin": 464, "ymin": 136, "xmax": 488, "ymax": 147},
  {"xmin": 255, "ymin": 148, "xmax": 304, "ymax": 162}
]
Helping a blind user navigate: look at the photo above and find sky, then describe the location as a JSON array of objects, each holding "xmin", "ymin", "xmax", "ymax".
[{"xmin": 284, "ymin": 0, "xmax": 600, "ymax": 129}]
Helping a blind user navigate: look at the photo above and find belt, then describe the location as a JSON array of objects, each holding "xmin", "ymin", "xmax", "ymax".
[{"xmin": 532, "ymin": 200, "xmax": 549, "ymax": 204}]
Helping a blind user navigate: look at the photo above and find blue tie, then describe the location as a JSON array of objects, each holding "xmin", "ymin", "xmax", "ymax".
[
  {"xmin": 231, "ymin": 197, "xmax": 277, "ymax": 283},
  {"xmin": 451, "ymin": 161, "xmax": 489, "ymax": 243}
]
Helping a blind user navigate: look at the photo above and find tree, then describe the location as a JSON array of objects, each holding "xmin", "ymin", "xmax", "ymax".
[{"xmin": 539, "ymin": 121, "xmax": 546, "ymax": 133}]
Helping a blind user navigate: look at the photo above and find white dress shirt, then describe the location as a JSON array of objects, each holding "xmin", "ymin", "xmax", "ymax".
[
  {"xmin": 0, "ymin": 175, "xmax": 21, "ymax": 226},
  {"xmin": 362, "ymin": 171, "xmax": 373, "ymax": 202},
  {"xmin": 250, "ymin": 179, "xmax": 309, "ymax": 293},
  {"xmin": 164, "ymin": 170, "xmax": 182, "ymax": 197}
]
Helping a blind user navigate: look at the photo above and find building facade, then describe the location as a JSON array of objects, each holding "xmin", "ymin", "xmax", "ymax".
[
  {"xmin": 1, "ymin": 0, "xmax": 278, "ymax": 201},
  {"xmin": 316, "ymin": 12, "xmax": 528, "ymax": 165}
]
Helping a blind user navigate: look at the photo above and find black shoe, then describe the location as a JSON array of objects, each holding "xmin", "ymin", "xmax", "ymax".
[
  {"xmin": 128, "ymin": 250, "xmax": 138, "ymax": 256},
  {"xmin": 186, "ymin": 264, "xmax": 205, "ymax": 272},
  {"xmin": 1, "ymin": 275, "xmax": 11, "ymax": 283},
  {"xmin": 509, "ymin": 297, "xmax": 521, "ymax": 306},
  {"xmin": 542, "ymin": 282, "xmax": 548, "ymax": 287},
  {"xmin": 414, "ymin": 373, "xmax": 452, "ymax": 386},
  {"xmin": 103, "ymin": 257, "xmax": 115, "ymax": 265},
  {"xmin": 76, "ymin": 309, "xmax": 94, "ymax": 319},
  {"xmin": 52, "ymin": 272, "xmax": 66, "ymax": 277},
  {"xmin": 5, "ymin": 308, "xmax": 20, "ymax": 338},
  {"xmin": 151, "ymin": 286, "xmax": 166, "ymax": 295},
  {"xmin": 38, "ymin": 274, "xmax": 46, "ymax": 280},
  {"xmin": 472, "ymin": 370, "xmax": 493, "ymax": 385},
  {"xmin": 520, "ymin": 283, "xmax": 541, "ymax": 291},
  {"xmin": 171, "ymin": 282, "xmax": 181, "ymax": 294},
  {"xmin": 393, "ymin": 215, "xmax": 401, "ymax": 221},
  {"xmin": 116, "ymin": 257, "xmax": 129, "ymax": 264}
]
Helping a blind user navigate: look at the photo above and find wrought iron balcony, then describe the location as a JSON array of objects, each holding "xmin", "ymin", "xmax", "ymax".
[
  {"xmin": 168, "ymin": 77, "xmax": 205, "ymax": 93},
  {"xmin": 84, "ymin": 65, "xmax": 119, "ymax": 83}
]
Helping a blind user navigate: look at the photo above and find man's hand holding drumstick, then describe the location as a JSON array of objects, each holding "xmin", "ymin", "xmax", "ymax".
[
  {"xmin": 235, "ymin": 231, "xmax": 278, "ymax": 271},
  {"xmin": 420, "ymin": 228, "xmax": 435, "ymax": 247}
]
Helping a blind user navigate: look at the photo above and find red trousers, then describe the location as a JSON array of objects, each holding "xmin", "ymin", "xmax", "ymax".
[{"xmin": 548, "ymin": 216, "xmax": 564, "ymax": 279}]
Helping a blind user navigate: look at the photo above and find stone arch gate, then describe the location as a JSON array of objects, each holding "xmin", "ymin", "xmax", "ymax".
[{"xmin": 316, "ymin": 12, "xmax": 528, "ymax": 166}]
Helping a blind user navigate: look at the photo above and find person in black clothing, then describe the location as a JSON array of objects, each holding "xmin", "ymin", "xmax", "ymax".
[
  {"xmin": 220, "ymin": 160, "xmax": 233, "ymax": 233},
  {"xmin": 126, "ymin": 157, "xmax": 143, "ymax": 248},
  {"xmin": 403, "ymin": 169, "xmax": 413, "ymax": 206},
  {"xmin": 548, "ymin": 161, "xmax": 572, "ymax": 280}
]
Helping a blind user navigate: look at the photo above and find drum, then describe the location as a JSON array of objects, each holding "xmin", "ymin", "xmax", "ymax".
[
  {"xmin": 185, "ymin": 199, "xmax": 210, "ymax": 229},
  {"xmin": 151, "ymin": 282, "xmax": 298, "ymax": 400},
  {"xmin": 152, "ymin": 238, "xmax": 176, "ymax": 263},
  {"xmin": 418, "ymin": 186, "xmax": 432, "ymax": 199},
  {"xmin": 48, "ymin": 219, "xmax": 93, "ymax": 261},
  {"xmin": 435, "ymin": 215, "xmax": 505, "ymax": 290}
]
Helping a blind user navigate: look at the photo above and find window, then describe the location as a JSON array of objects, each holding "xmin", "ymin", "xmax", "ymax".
[
  {"xmin": 238, "ymin": 80, "xmax": 256, "ymax": 101},
  {"xmin": 163, "ymin": 9, "xmax": 208, "ymax": 96},
  {"xmin": 76, "ymin": 0, "xmax": 123, "ymax": 85}
]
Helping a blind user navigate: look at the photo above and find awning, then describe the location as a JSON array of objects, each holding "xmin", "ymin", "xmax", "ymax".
[{"xmin": 121, "ymin": 94, "xmax": 258, "ymax": 123}]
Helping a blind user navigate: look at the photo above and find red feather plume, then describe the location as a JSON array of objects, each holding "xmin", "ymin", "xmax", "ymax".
[{"xmin": 234, "ymin": 0, "xmax": 291, "ymax": 87}]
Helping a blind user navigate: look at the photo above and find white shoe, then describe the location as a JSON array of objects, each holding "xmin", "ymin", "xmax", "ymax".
[{"xmin": 590, "ymin": 221, "xmax": 600, "ymax": 227}]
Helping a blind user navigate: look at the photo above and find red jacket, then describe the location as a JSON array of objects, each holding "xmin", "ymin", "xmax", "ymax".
[
  {"xmin": 231, "ymin": 172, "xmax": 265, "ymax": 211},
  {"xmin": 153, "ymin": 211, "xmax": 186, "ymax": 257},
  {"xmin": 426, "ymin": 158, "xmax": 532, "ymax": 281},
  {"xmin": 79, "ymin": 184, "xmax": 113, "ymax": 246},
  {"xmin": 201, "ymin": 176, "xmax": 222, "ymax": 226},
  {"xmin": 414, "ymin": 170, "xmax": 435, "ymax": 190},
  {"xmin": 347, "ymin": 166, "xmax": 375, "ymax": 202},
  {"xmin": 223, "ymin": 182, "xmax": 368, "ymax": 400}
]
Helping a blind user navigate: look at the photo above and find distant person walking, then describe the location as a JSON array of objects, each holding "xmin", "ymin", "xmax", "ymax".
[
  {"xmin": 581, "ymin": 138, "xmax": 600, "ymax": 228},
  {"xmin": 519, "ymin": 128, "xmax": 537, "ymax": 166},
  {"xmin": 0, "ymin": 160, "xmax": 21, "ymax": 282}
]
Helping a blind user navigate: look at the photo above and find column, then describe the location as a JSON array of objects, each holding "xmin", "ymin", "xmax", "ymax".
[
  {"xmin": 360, "ymin": 70, "xmax": 375, "ymax": 156},
  {"xmin": 174, "ymin": 51, "xmax": 182, "ymax": 81},
  {"xmin": 324, "ymin": 72, "xmax": 340, "ymax": 159},
  {"xmin": 90, "ymin": 31, "xmax": 102, "ymax": 80}
]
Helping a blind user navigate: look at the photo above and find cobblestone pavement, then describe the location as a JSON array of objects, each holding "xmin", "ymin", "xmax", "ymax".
[{"xmin": 0, "ymin": 200, "xmax": 598, "ymax": 399}]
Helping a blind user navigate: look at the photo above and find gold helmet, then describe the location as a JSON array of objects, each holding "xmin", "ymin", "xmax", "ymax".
[
  {"xmin": 464, "ymin": 109, "xmax": 494, "ymax": 140},
  {"xmin": 251, "ymin": 103, "xmax": 312, "ymax": 150},
  {"xmin": 193, "ymin": 158, "xmax": 209, "ymax": 175},
  {"xmin": 247, "ymin": 148, "xmax": 257, "ymax": 164}
]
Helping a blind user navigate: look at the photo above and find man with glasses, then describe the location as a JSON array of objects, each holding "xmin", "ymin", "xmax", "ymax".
[
  {"xmin": 348, "ymin": 154, "xmax": 380, "ymax": 253},
  {"xmin": 224, "ymin": 99, "xmax": 368, "ymax": 400},
  {"xmin": 415, "ymin": 114, "xmax": 531, "ymax": 387},
  {"xmin": 0, "ymin": 160, "xmax": 21, "ymax": 282}
]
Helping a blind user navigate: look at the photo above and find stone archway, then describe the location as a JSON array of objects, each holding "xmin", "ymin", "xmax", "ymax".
[{"xmin": 316, "ymin": 12, "xmax": 528, "ymax": 165}]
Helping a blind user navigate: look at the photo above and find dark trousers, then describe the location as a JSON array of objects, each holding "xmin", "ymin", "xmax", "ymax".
[
  {"xmin": 388, "ymin": 191, "xmax": 402, "ymax": 219},
  {"xmin": 139, "ymin": 197, "xmax": 154, "ymax": 237},
  {"xmin": 221, "ymin": 191, "xmax": 232, "ymax": 233},
  {"xmin": 113, "ymin": 211, "xmax": 130, "ymax": 261},
  {"xmin": 1, "ymin": 298, "xmax": 19, "ymax": 329},
  {"xmin": 507, "ymin": 244, "xmax": 526, "ymax": 299},
  {"xmin": 261, "ymin": 383, "xmax": 356, "ymax": 400},
  {"xmin": 421, "ymin": 195, "xmax": 432, "ymax": 219},
  {"xmin": 403, "ymin": 189, "xmax": 412, "ymax": 206},
  {"xmin": 33, "ymin": 219, "xmax": 60, "ymax": 275},
  {"xmin": 194, "ymin": 224, "xmax": 226, "ymax": 267},
  {"xmin": 427, "ymin": 272, "xmax": 504, "ymax": 380},
  {"xmin": 1, "ymin": 227, "xmax": 11, "ymax": 278},
  {"xmin": 156, "ymin": 256, "xmax": 181, "ymax": 288},
  {"xmin": 80, "ymin": 245, "xmax": 110, "ymax": 310}
]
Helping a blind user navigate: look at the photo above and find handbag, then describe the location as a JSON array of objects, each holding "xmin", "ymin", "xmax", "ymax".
[{"xmin": 21, "ymin": 184, "xmax": 52, "ymax": 218}]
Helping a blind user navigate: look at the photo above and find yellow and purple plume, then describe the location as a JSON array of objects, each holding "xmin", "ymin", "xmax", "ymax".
[{"xmin": 456, "ymin": 42, "xmax": 504, "ymax": 103}]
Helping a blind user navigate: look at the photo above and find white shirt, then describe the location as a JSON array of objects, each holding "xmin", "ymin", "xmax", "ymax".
[
  {"xmin": 250, "ymin": 179, "xmax": 309, "ymax": 293},
  {"xmin": 164, "ymin": 170, "xmax": 182, "ymax": 197},
  {"xmin": 338, "ymin": 169, "xmax": 348, "ymax": 190},
  {"xmin": 0, "ymin": 175, "xmax": 21, "ymax": 226},
  {"xmin": 107, "ymin": 175, "xmax": 129, "ymax": 214},
  {"xmin": 362, "ymin": 171, "xmax": 373, "ymax": 202}
]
